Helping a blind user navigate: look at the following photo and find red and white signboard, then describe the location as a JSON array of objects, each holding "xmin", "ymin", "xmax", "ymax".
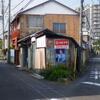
[{"xmin": 54, "ymin": 39, "xmax": 69, "ymax": 49}]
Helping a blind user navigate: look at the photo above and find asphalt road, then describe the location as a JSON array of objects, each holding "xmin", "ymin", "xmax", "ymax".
[{"xmin": 0, "ymin": 56, "xmax": 100, "ymax": 100}]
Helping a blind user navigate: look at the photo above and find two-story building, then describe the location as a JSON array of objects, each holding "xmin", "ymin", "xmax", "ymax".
[{"xmin": 11, "ymin": 0, "xmax": 80, "ymax": 67}]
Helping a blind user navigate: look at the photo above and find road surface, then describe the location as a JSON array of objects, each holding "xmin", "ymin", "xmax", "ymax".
[{"xmin": 0, "ymin": 56, "xmax": 100, "ymax": 100}]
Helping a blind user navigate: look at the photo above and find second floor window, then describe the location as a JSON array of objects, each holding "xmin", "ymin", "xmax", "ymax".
[
  {"xmin": 28, "ymin": 15, "xmax": 43, "ymax": 28},
  {"xmin": 53, "ymin": 23, "xmax": 66, "ymax": 34}
]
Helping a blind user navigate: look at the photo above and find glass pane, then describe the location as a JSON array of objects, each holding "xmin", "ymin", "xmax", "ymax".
[
  {"xmin": 53, "ymin": 23, "xmax": 59, "ymax": 33},
  {"xmin": 28, "ymin": 16, "xmax": 43, "ymax": 27},
  {"xmin": 60, "ymin": 23, "xmax": 66, "ymax": 33},
  {"xmin": 36, "ymin": 16, "xmax": 43, "ymax": 27},
  {"xmin": 28, "ymin": 16, "xmax": 35, "ymax": 27},
  {"xmin": 53, "ymin": 23, "xmax": 66, "ymax": 33}
]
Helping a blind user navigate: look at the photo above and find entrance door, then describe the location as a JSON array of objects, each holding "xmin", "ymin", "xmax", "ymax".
[{"xmin": 35, "ymin": 48, "xmax": 46, "ymax": 70}]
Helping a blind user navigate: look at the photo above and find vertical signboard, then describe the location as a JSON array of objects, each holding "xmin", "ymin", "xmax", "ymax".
[{"xmin": 54, "ymin": 39, "xmax": 69, "ymax": 64}]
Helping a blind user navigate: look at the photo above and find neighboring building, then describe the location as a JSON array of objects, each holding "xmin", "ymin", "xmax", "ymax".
[
  {"xmin": 92, "ymin": 4, "xmax": 100, "ymax": 38},
  {"xmin": 83, "ymin": 5, "xmax": 100, "ymax": 41},
  {"xmin": 11, "ymin": 0, "xmax": 80, "ymax": 65},
  {"xmin": 81, "ymin": 4, "xmax": 100, "ymax": 52}
]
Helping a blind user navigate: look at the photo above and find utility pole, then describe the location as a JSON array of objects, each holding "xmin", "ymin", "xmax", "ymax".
[
  {"xmin": 7, "ymin": 0, "xmax": 11, "ymax": 63},
  {"xmin": 1, "ymin": 0, "xmax": 4, "ymax": 49},
  {"xmin": 80, "ymin": 0, "xmax": 84, "ymax": 47}
]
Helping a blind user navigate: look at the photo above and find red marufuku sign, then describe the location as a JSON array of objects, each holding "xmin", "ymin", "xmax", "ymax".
[{"xmin": 54, "ymin": 39, "xmax": 69, "ymax": 49}]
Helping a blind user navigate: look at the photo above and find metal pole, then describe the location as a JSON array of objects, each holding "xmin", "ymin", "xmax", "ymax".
[
  {"xmin": 80, "ymin": 0, "xmax": 84, "ymax": 47},
  {"xmin": 1, "ymin": 0, "xmax": 4, "ymax": 49},
  {"xmin": 80, "ymin": 0, "xmax": 82, "ymax": 46},
  {"xmin": 7, "ymin": 0, "xmax": 11, "ymax": 63}
]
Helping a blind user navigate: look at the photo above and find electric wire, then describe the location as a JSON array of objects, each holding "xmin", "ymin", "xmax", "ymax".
[
  {"xmin": 4, "ymin": 4, "xmax": 9, "ymax": 15},
  {"xmin": 12, "ymin": 0, "xmax": 33, "ymax": 20},
  {"xmin": 11, "ymin": 0, "xmax": 25, "ymax": 11},
  {"xmin": 13, "ymin": 0, "xmax": 34, "ymax": 16},
  {"xmin": 3, "ymin": 0, "xmax": 35, "ymax": 33}
]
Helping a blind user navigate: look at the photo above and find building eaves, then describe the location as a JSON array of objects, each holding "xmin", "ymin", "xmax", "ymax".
[
  {"xmin": 34, "ymin": 29, "xmax": 80, "ymax": 47},
  {"xmin": 20, "ymin": 0, "xmax": 79, "ymax": 14},
  {"xmin": 11, "ymin": 0, "xmax": 79, "ymax": 23},
  {"xmin": 18, "ymin": 28, "xmax": 80, "ymax": 47}
]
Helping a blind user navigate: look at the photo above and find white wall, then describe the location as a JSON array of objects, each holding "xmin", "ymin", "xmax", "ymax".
[{"xmin": 23, "ymin": 1, "xmax": 77, "ymax": 15}]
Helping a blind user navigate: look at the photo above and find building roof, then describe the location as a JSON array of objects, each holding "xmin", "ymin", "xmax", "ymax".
[
  {"xmin": 18, "ymin": 29, "xmax": 80, "ymax": 47},
  {"xmin": 36, "ymin": 29, "xmax": 80, "ymax": 47},
  {"xmin": 21, "ymin": 0, "xmax": 79, "ymax": 14},
  {"xmin": 11, "ymin": 0, "xmax": 79, "ymax": 23}
]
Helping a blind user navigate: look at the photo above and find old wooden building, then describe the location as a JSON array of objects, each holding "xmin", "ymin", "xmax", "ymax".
[
  {"xmin": 11, "ymin": 0, "xmax": 80, "ymax": 65},
  {"xmin": 18, "ymin": 29, "xmax": 81, "ymax": 73}
]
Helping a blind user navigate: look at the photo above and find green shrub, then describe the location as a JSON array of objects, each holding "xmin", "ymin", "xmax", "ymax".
[{"xmin": 40, "ymin": 65, "xmax": 74, "ymax": 81}]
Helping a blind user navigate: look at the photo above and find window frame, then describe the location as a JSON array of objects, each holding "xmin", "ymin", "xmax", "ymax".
[
  {"xmin": 53, "ymin": 23, "xmax": 66, "ymax": 34},
  {"xmin": 28, "ymin": 15, "xmax": 43, "ymax": 28}
]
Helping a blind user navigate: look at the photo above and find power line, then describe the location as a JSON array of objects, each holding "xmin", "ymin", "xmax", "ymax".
[
  {"xmin": 11, "ymin": 0, "xmax": 25, "ymax": 11},
  {"xmin": 13, "ymin": 0, "xmax": 34, "ymax": 16},
  {"xmin": 3, "ymin": 0, "xmax": 30, "ymax": 26},
  {"xmin": 4, "ymin": 4, "xmax": 9, "ymax": 15},
  {"xmin": 22, "ymin": 0, "xmax": 33, "ymax": 10}
]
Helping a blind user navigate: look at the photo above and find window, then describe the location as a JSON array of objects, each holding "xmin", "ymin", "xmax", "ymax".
[
  {"xmin": 28, "ymin": 15, "xmax": 43, "ymax": 28},
  {"xmin": 53, "ymin": 23, "xmax": 66, "ymax": 33}
]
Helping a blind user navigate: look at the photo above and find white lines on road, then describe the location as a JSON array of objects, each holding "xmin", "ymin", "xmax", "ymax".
[
  {"xmin": 35, "ymin": 98, "xmax": 70, "ymax": 100},
  {"xmin": 81, "ymin": 81, "xmax": 100, "ymax": 87},
  {"xmin": 89, "ymin": 70, "xmax": 100, "ymax": 80}
]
